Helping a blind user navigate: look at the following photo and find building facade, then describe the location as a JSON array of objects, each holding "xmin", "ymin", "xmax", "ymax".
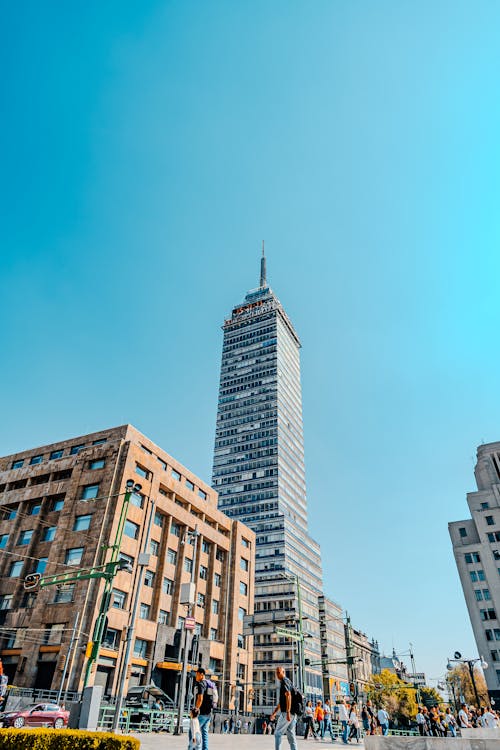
[
  {"xmin": 212, "ymin": 253, "xmax": 324, "ymax": 709},
  {"xmin": 0, "ymin": 425, "xmax": 254, "ymax": 709},
  {"xmin": 318, "ymin": 595, "xmax": 349, "ymax": 701},
  {"xmin": 449, "ymin": 441, "xmax": 500, "ymax": 704},
  {"xmin": 347, "ymin": 623, "xmax": 380, "ymax": 701}
]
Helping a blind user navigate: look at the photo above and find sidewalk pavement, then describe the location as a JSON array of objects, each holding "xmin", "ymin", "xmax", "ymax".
[{"xmin": 131, "ymin": 733, "xmax": 365, "ymax": 749}]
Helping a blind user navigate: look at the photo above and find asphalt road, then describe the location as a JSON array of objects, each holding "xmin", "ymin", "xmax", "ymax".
[{"xmin": 131, "ymin": 733, "xmax": 364, "ymax": 749}]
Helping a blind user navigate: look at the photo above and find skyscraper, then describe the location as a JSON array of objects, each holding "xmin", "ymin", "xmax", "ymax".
[{"xmin": 212, "ymin": 249, "xmax": 324, "ymax": 709}]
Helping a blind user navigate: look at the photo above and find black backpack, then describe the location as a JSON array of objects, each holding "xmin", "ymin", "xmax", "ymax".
[{"xmin": 290, "ymin": 685, "xmax": 304, "ymax": 716}]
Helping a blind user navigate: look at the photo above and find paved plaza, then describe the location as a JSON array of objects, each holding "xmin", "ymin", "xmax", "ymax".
[{"xmin": 131, "ymin": 733, "xmax": 365, "ymax": 749}]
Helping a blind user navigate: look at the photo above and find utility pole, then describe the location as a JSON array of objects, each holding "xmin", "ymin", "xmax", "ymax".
[
  {"xmin": 57, "ymin": 612, "xmax": 80, "ymax": 705},
  {"xmin": 409, "ymin": 643, "xmax": 422, "ymax": 705},
  {"xmin": 175, "ymin": 525, "xmax": 200, "ymax": 734},
  {"xmin": 275, "ymin": 573, "xmax": 306, "ymax": 694},
  {"xmin": 111, "ymin": 499, "xmax": 155, "ymax": 732},
  {"xmin": 345, "ymin": 614, "xmax": 359, "ymax": 704}
]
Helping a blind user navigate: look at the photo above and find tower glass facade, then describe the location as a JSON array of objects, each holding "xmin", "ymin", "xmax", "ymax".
[{"xmin": 212, "ymin": 258, "xmax": 324, "ymax": 708}]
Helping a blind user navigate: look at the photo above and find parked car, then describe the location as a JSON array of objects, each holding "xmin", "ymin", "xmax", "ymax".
[{"xmin": 0, "ymin": 702, "xmax": 69, "ymax": 729}]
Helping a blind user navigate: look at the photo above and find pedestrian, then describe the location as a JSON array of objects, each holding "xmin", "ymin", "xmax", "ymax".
[
  {"xmin": 269, "ymin": 666, "xmax": 299, "ymax": 750},
  {"xmin": 416, "ymin": 706, "xmax": 428, "ymax": 736},
  {"xmin": 303, "ymin": 700, "xmax": 318, "ymax": 740},
  {"xmin": 263, "ymin": 720, "xmax": 268, "ymax": 735},
  {"xmin": 235, "ymin": 718, "xmax": 242, "ymax": 734},
  {"xmin": 348, "ymin": 705, "xmax": 360, "ymax": 742},
  {"xmin": 324, "ymin": 699, "xmax": 335, "ymax": 740},
  {"xmin": 444, "ymin": 707, "xmax": 457, "ymax": 737},
  {"xmin": 314, "ymin": 700, "xmax": 325, "ymax": 737},
  {"xmin": 339, "ymin": 699, "xmax": 350, "ymax": 744},
  {"xmin": 361, "ymin": 705, "xmax": 370, "ymax": 735},
  {"xmin": 229, "ymin": 715, "xmax": 234, "ymax": 733},
  {"xmin": 481, "ymin": 706, "xmax": 498, "ymax": 728},
  {"xmin": 458, "ymin": 704, "xmax": 471, "ymax": 730},
  {"xmin": 366, "ymin": 700, "xmax": 376, "ymax": 735},
  {"xmin": 188, "ymin": 707, "xmax": 202, "ymax": 749},
  {"xmin": 194, "ymin": 667, "xmax": 214, "ymax": 750},
  {"xmin": 377, "ymin": 706, "xmax": 389, "ymax": 736}
]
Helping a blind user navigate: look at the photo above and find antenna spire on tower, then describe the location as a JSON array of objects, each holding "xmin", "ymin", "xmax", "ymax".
[{"xmin": 260, "ymin": 240, "xmax": 267, "ymax": 287}]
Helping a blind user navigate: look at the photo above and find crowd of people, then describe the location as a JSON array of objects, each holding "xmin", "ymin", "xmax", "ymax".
[{"xmin": 416, "ymin": 703, "xmax": 500, "ymax": 735}]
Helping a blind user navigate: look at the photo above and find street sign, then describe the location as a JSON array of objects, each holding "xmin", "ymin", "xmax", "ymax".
[{"xmin": 185, "ymin": 617, "xmax": 196, "ymax": 630}]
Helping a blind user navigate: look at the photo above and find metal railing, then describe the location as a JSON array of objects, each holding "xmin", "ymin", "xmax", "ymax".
[
  {"xmin": 7, "ymin": 686, "xmax": 81, "ymax": 703},
  {"xmin": 98, "ymin": 706, "xmax": 190, "ymax": 733}
]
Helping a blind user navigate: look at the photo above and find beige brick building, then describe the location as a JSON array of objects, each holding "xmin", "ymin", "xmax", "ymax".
[{"xmin": 0, "ymin": 425, "xmax": 254, "ymax": 709}]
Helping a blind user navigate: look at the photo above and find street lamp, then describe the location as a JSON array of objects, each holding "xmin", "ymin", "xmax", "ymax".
[{"xmin": 447, "ymin": 651, "xmax": 488, "ymax": 707}]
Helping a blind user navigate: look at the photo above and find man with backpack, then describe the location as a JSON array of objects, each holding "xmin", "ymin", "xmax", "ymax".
[
  {"xmin": 269, "ymin": 666, "xmax": 300, "ymax": 750},
  {"xmin": 194, "ymin": 667, "xmax": 217, "ymax": 750}
]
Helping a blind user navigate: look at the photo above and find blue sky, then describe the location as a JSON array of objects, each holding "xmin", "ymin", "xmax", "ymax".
[{"xmin": 2, "ymin": 0, "xmax": 500, "ymax": 684}]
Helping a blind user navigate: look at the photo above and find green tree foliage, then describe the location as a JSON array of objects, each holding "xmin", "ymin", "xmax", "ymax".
[
  {"xmin": 367, "ymin": 669, "xmax": 418, "ymax": 723},
  {"xmin": 420, "ymin": 686, "xmax": 443, "ymax": 708}
]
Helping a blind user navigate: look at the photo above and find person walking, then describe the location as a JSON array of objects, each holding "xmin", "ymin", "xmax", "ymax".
[
  {"xmin": 194, "ymin": 667, "xmax": 213, "ymax": 750},
  {"xmin": 229, "ymin": 715, "xmax": 234, "ymax": 733},
  {"xmin": 269, "ymin": 666, "xmax": 299, "ymax": 750},
  {"xmin": 339, "ymin": 700, "xmax": 350, "ymax": 744},
  {"xmin": 481, "ymin": 707, "xmax": 498, "ymax": 728},
  {"xmin": 348, "ymin": 705, "xmax": 360, "ymax": 743},
  {"xmin": 188, "ymin": 707, "xmax": 202, "ymax": 749},
  {"xmin": 444, "ymin": 707, "xmax": 457, "ymax": 737},
  {"xmin": 416, "ymin": 706, "xmax": 428, "ymax": 736},
  {"xmin": 366, "ymin": 700, "xmax": 376, "ymax": 735},
  {"xmin": 458, "ymin": 704, "xmax": 471, "ymax": 730},
  {"xmin": 314, "ymin": 701, "xmax": 325, "ymax": 738},
  {"xmin": 323, "ymin": 699, "xmax": 335, "ymax": 740},
  {"xmin": 361, "ymin": 706, "xmax": 370, "ymax": 735},
  {"xmin": 377, "ymin": 706, "xmax": 389, "ymax": 736},
  {"xmin": 303, "ymin": 700, "xmax": 319, "ymax": 740}
]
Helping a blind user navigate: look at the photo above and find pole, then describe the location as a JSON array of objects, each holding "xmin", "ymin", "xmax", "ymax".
[
  {"xmin": 111, "ymin": 500, "xmax": 155, "ymax": 732},
  {"xmin": 468, "ymin": 661, "xmax": 480, "ymax": 707},
  {"xmin": 409, "ymin": 643, "xmax": 421, "ymax": 705},
  {"xmin": 295, "ymin": 575, "xmax": 306, "ymax": 696},
  {"xmin": 82, "ymin": 486, "xmax": 134, "ymax": 689},
  {"xmin": 57, "ymin": 612, "xmax": 80, "ymax": 705},
  {"xmin": 175, "ymin": 525, "xmax": 199, "ymax": 734},
  {"xmin": 345, "ymin": 614, "xmax": 358, "ymax": 704}
]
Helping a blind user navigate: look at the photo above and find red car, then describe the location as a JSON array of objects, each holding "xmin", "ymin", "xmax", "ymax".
[{"xmin": 0, "ymin": 702, "xmax": 69, "ymax": 729}]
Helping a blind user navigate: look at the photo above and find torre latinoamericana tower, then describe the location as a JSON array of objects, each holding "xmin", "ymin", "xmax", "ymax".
[{"xmin": 212, "ymin": 249, "xmax": 324, "ymax": 710}]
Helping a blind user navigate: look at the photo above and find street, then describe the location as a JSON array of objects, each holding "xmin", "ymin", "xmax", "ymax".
[{"xmin": 131, "ymin": 733, "xmax": 365, "ymax": 749}]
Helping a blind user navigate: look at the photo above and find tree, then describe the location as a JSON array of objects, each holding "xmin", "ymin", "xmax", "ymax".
[
  {"xmin": 367, "ymin": 669, "xmax": 417, "ymax": 724},
  {"xmin": 420, "ymin": 686, "xmax": 443, "ymax": 709},
  {"xmin": 447, "ymin": 664, "xmax": 489, "ymax": 707}
]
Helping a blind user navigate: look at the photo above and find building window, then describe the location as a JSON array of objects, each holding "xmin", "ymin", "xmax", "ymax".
[
  {"xmin": 185, "ymin": 479, "xmax": 194, "ymax": 491},
  {"xmin": 158, "ymin": 609, "xmax": 168, "ymax": 625},
  {"xmin": 167, "ymin": 549, "xmax": 177, "ymax": 565},
  {"xmin": 475, "ymin": 590, "xmax": 484, "ymax": 602},
  {"xmin": 241, "ymin": 538, "xmax": 250, "ymax": 548},
  {"xmin": 92, "ymin": 438, "xmax": 107, "ymax": 445},
  {"xmin": 103, "ymin": 628, "xmax": 120, "ymax": 650},
  {"xmin": 184, "ymin": 558, "xmax": 193, "ymax": 573},
  {"xmin": 81, "ymin": 484, "xmax": 99, "ymax": 500},
  {"xmin": 214, "ymin": 573, "xmax": 221, "ymax": 587},
  {"xmin": 144, "ymin": 570, "xmax": 155, "ymax": 587},
  {"xmin": 30, "ymin": 455, "xmax": 43, "ymax": 465},
  {"xmin": 212, "ymin": 600, "xmax": 219, "ymax": 614},
  {"xmin": 177, "ymin": 616, "xmax": 185, "ymax": 629},
  {"xmin": 119, "ymin": 552, "xmax": 134, "ymax": 570},
  {"xmin": 50, "ymin": 450, "xmax": 64, "ymax": 460},
  {"xmin": 124, "ymin": 520, "xmax": 140, "ymax": 539},
  {"xmin": 112, "ymin": 589, "xmax": 127, "ymax": 609},
  {"xmin": 70, "ymin": 445, "xmax": 85, "ymax": 455},
  {"xmin": 162, "ymin": 577, "xmax": 173, "ymax": 595},
  {"xmin": 140, "ymin": 603, "xmax": 151, "ymax": 619},
  {"xmin": 0, "ymin": 595, "xmax": 13, "ymax": 610},
  {"xmin": 134, "ymin": 638, "xmax": 149, "ymax": 658},
  {"xmin": 210, "ymin": 628, "xmax": 218, "ymax": 641},
  {"xmin": 459, "ymin": 527, "xmax": 467, "ymax": 538},
  {"xmin": 65, "ymin": 547, "xmax": 84, "ymax": 566},
  {"xmin": 494, "ymin": 629, "xmax": 500, "ymax": 640},
  {"xmin": 17, "ymin": 529, "xmax": 33, "ymax": 546},
  {"xmin": 154, "ymin": 511, "xmax": 164, "ymax": 527},
  {"xmin": 237, "ymin": 634, "xmax": 245, "ymax": 649},
  {"xmin": 496, "ymin": 670, "xmax": 500, "ymax": 685},
  {"xmin": 35, "ymin": 557, "xmax": 48, "ymax": 574},
  {"xmin": 11, "ymin": 459, "xmax": 24, "ymax": 469},
  {"xmin": 54, "ymin": 584, "xmax": 75, "ymax": 603},
  {"xmin": 240, "ymin": 557, "xmax": 249, "ymax": 572},
  {"xmin": 141, "ymin": 445, "xmax": 153, "ymax": 455},
  {"xmin": 238, "ymin": 607, "xmax": 246, "ymax": 621},
  {"xmin": 216, "ymin": 549, "xmax": 225, "ymax": 563},
  {"xmin": 171, "ymin": 523, "xmax": 181, "ymax": 537},
  {"xmin": 197, "ymin": 593, "xmax": 205, "ymax": 608},
  {"xmin": 171, "ymin": 469, "xmax": 181, "ymax": 481},
  {"xmin": 9, "ymin": 561, "xmax": 23, "ymax": 577},
  {"xmin": 470, "ymin": 572, "xmax": 478, "ymax": 582},
  {"xmin": 200, "ymin": 565, "xmax": 208, "ymax": 580},
  {"xmin": 202, "ymin": 540, "xmax": 211, "ymax": 554},
  {"xmin": 194, "ymin": 623, "xmax": 202, "ymax": 636},
  {"xmin": 198, "ymin": 489, "xmax": 207, "ymax": 500},
  {"xmin": 74, "ymin": 515, "xmax": 92, "ymax": 531},
  {"xmin": 484, "ymin": 589, "xmax": 492, "ymax": 600},
  {"xmin": 130, "ymin": 492, "xmax": 144, "ymax": 508},
  {"xmin": 51, "ymin": 498, "xmax": 64, "ymax": 512},
  {"xmin": 150, "ymin": 539, "xmax": 159, "ymax": 556},
  {"xmin": 491, "ymin": 650, "xmax": 499, "ymax": 662},
  {"xmin": 240, "ymin": 582, "xmax": 248, "ymax": 596},
  {"xmin": 42, "ymin": 526, "xmax": 57, "ymax": 542},
  {"xmin": 43, "ymin": 623, "xmax": 65, "ymax": 645},
  {"xmin": 29, "ymin": 503, "xmax": 41, "ymax": 516},
  {"xmin": 0, "ymin": 534, "xmax": 8, "ymax": 549},
  {"xmin": 135, "ymin": 464, "xmax": 149, "ymax": 479},
  {"xmin": 478, "ymin": 570, "xmax": 486, "ymax": 581},
  {"xmin": 473, "ymin": 552, "xmax": 481, "ymax": 562},
  {"xmin": 486, "ymin": 516, "xmax": 495, "ymax": 526},
  {"xmin": 486, "ymin": 629, "xmax": 493, "ymax": 641},
  {"xmin": 157, "ymin": 458, "xmax": 167, "ymax": 471},
  {"xmin": 481, "ymin": 502, "xmax": 490, "ymax": 509},
  {"xmin": 90, "ymin": 459, "xmax": 105, "ymax": 470}
]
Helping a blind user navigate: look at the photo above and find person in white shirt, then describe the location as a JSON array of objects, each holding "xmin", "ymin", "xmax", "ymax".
[
  {"xmin": 458, "ymin": 705, "xmax": 471, "ymax": 729},
  {"xmin": 481, "ymin": 709, "xmax": 498, "ymax": 728},
  {"xmin": 338, "ymin": 700, "xmax": 350, "ymax": 744},
  {"xmin": 416, "ymin": 707, "xmax": 428, "ymax": 736},
  {"xmin": 348, "ymin": 705, "xmax": 360, "ymax": 743},
  {"xmin": 377, "ymin": 707, "xmax": 389, "ymax": 736}
]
